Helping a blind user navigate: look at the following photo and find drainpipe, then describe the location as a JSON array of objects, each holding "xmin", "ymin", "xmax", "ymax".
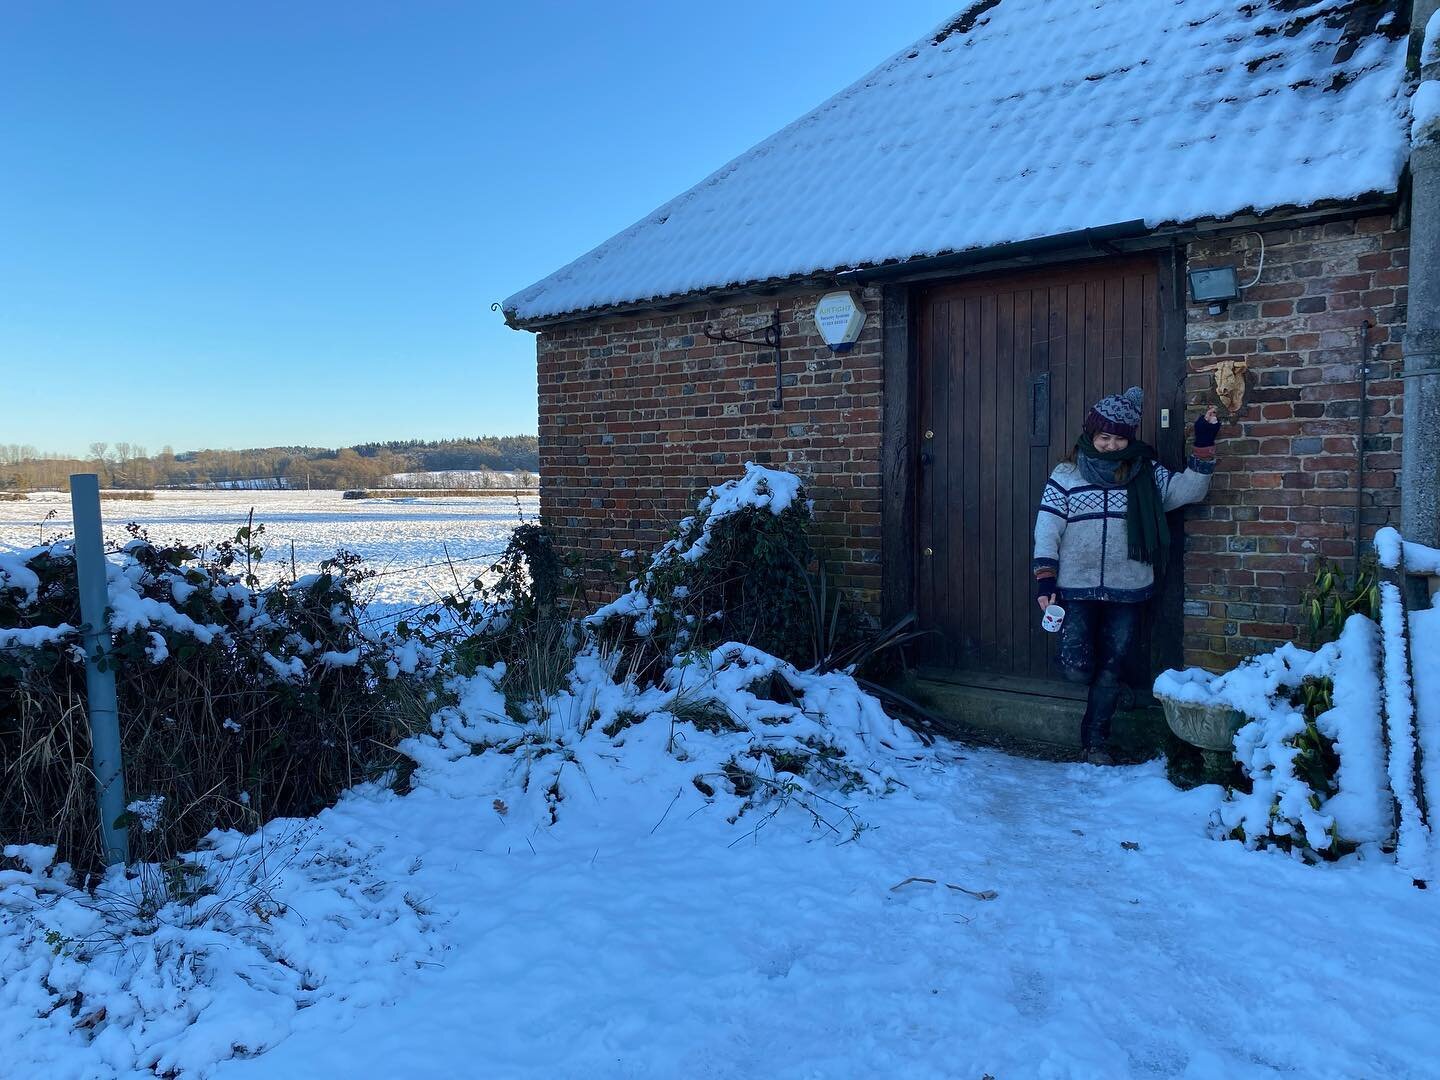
[
  {"xmin": 1357, "ymin": 321, "xmax": 1371, "ymax": 572},
  {"xmin": 1403, "ymin": 0, "xmax": 1440, "ymax": 549}
]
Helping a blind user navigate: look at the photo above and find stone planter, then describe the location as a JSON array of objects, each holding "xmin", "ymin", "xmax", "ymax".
[{"xmin": 1157, "ymin": 696, "xmax": 1247, "ymax": 781}]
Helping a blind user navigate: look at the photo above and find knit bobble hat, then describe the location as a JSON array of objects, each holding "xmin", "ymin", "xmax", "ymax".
[{"xmin": 1085, "ymin": 386, "xmax": 1144, "ymax": 439}]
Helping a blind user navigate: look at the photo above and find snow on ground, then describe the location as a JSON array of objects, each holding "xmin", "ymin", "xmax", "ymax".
[
  {"xmin": 218, "ymin": 759, "xmax": 1438, "ymax": 1080},
  {"xmin": 8, "ymin": 742, "xmax": 1437, "ymax": 1078},
  {"xmin": 0, "ymin": 490, "xmax": 534, "ymax": 621}
]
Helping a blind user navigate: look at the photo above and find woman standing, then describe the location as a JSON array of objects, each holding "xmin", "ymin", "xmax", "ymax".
[{"xmin": 1032, "ymin": 387, "xmax": 1220, "ymax": 764}]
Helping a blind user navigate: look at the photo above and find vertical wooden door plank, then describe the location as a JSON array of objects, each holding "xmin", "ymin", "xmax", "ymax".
[
  {"xmin": 1027, "ymin": 286, "xmax": 1050, "ymax": 680},
  {"xmin": 977, "ymin": 293, "xmax": 998, "ymax": 668},
  {"xmin": 995, "ymin": 289, "xmax": 1016, "ymax": 671},
  {"xmin": 933, "ymin": 300, "xmax": 954, "ymax": 666},
  {"xmin": 1013, "ymin": 287, "xmax": 1034, "ymax": 676},
  {"xmin": 961, "ymin": 297, "xmax": 983, "ymax": 666},
  {"xmin": 1139, "ymin": 271, "xmax": 1159, "ymax": 448},
  {"xmin": 916, "ymin": 297, "xmax": 935, "ymax": 657}
]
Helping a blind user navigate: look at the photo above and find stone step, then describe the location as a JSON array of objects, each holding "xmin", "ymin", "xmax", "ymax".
[{"xmin": 892, "ymin": 673, "xmax": 1170, "ymax": 764}]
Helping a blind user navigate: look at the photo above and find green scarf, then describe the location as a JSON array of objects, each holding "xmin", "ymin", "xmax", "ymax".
[{"xmin": 1075, "ymin": 433, "xmax": 1169, "ymax": 576}]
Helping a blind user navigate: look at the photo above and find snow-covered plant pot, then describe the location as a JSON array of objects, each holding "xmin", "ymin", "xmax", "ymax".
[
  {"xmin": 1156, "ymin": 695, "xmax": 1246, "ymax": 779},
  {"xmin": 1157, "ymin": 696, "xmax": 1246, "ymax": 752}
]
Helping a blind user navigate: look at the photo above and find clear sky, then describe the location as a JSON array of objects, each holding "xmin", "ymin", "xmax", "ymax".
[{"xmin": 1, "ymin": 1, "xmax": 960, "ymax": 456}]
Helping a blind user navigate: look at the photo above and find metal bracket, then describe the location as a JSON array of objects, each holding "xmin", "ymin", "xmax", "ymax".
[{"xmin": 704, "ymin": 306, "xmax": 784, "ymax": 409}]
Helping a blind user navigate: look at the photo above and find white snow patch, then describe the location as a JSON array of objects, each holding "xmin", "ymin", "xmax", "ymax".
[
  {"xmin": 1379, "ymin": 581, "xmax": 1429, "ymax": 877},
  {"xmin": 1374, "ymin": 525, "xmax": 1440, "ymax": 573},
  {"xmin": 1411, "ymin": 80, "xmax": 1440, "ymax": 145},
  {"xmin": 1424, "ymin": 8, "xmax": 1440, "ymax": 67},
  {"xmin": 126, "ymin": 795, "xmax": 165, "ymax": 834},
  {"xmin": 1411, "ymin": 596, "xmax": 1440, "ymax": 878},
  {"xmin": 0, "ymin": 623, "xmax": 76, "ymax": 649},
  {"xmin": 0, "ymin": 552, "xmax": 42, "ymax": 603}
]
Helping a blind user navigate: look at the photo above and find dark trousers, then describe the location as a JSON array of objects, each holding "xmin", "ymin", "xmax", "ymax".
[{"xmin": 1057, "ymin": 599, "xmax": 1143, "ymax": 750}]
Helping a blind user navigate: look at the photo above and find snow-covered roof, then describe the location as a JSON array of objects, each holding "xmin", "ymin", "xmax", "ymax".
[{"xmin": 505, "ymin": 0, "xmax": 1412, "ymax": 325}]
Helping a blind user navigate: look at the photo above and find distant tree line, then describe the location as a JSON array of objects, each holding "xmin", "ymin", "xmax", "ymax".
[{"xmin": 0, "ymin": 436, "xmax": 540, "ymax": 492}]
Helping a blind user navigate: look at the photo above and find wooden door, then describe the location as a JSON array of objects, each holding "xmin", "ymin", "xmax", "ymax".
[{"xmin": 915, "ymin": 256, "xmax": 1163, "ymax": 685}]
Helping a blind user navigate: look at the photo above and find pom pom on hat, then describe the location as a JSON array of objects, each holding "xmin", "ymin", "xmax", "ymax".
[{"xmin": 1085, "ymin": 386, "xmax": 1144, "ymax": 439}]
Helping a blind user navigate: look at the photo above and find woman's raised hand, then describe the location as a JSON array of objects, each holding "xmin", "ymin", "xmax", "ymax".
[{"xmin": 1194, "ymin": 406, "xmax": 1221, "ymax": 448}]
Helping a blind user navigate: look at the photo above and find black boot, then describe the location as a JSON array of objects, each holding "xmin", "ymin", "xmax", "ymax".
[{"xmin": 1080, "ymin": 677, "xmax": 1123, "ymax": 760}]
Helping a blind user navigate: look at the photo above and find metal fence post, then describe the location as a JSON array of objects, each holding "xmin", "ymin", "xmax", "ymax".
[{"xmin": 69, "ymin": 473, "xmax": 128, "ymax": 865}]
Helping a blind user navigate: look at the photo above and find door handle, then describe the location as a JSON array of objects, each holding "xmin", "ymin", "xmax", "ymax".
[{"xmin": 1029, "ymin": 373, "xmax": 1050, "ymax": 447}]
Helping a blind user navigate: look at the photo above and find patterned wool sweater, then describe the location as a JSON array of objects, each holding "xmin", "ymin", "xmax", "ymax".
[{"xmin": 1032, "ymin": 450, "xmax": 1215, "ymax": 602}]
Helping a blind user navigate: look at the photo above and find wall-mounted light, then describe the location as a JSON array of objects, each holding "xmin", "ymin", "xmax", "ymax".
[{"xmin": 1187, "ymin": 266, "xmax": 1241, "ymax": 315}]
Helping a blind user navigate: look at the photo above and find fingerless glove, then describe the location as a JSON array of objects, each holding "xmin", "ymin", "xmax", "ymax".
[
  {"xmin": 1035, "ymin": 575, "xmax": 1057, "ymax": 601},
  {"xmin": 1194, "ymin": 415, "xmax": 1220, "ymax": 449}
]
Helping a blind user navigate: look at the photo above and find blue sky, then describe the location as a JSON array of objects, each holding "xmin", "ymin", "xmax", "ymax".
[{"xmin": 1, "ymin": 1, "xmax": 959, "ymax": 456}]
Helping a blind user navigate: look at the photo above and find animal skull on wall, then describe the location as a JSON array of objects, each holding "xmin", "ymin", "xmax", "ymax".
[{"xmin": 1205, "ymin": 359, "xmax": 1248, "ymax": 413}]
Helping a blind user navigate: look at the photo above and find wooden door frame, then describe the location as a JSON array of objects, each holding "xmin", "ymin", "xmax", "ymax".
[{"xmin": 880, "ymin": 248, "xmax": 1188, "ymax": 687}]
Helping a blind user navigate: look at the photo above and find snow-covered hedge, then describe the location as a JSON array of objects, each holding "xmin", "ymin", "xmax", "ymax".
[
  {"xmin": 406, "ymin": 640, "xmax": 919, "ymax": 837},
  {"xmin": 1156, "ymin": 614, "xmax": 1392, "ymax": 862},
  {"xmin": 0, "ymin": 529, "xmax": 437, "ymax": 872},
  {"xmin": 587, "ymin": 464, "xmax": 820, "ymax": 677}
]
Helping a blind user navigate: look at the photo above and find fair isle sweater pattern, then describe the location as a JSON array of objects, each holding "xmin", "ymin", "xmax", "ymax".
[{"xmin": 1032, "ymin": 454, "xmax": 1215, "ymax": 602}]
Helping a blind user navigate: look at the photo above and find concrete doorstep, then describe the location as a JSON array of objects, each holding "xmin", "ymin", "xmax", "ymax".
[{"xmin": 892, "ymin": 673, "xmax": 1170, "ymax": 765}]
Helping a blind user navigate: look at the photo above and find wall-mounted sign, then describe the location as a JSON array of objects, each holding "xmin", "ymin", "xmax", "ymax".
[{"xmin": 813, "ymin": 291, "xmax": 866, "ymax": 353}]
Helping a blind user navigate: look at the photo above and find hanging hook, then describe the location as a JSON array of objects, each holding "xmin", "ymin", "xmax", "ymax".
[{"xmin": 703, "ymin": 306, "xmax": 785, "ymax": 409}]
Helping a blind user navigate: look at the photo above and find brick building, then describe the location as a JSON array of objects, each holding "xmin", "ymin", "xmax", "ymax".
[{"xmin": 505, "ymin": 2, "xmax": 1423, "ymax": 728}]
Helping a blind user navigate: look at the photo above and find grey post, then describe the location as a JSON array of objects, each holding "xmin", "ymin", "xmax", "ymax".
[
  {"xmin": 1405, "ymin": 0, "xmax": 1440, "ymax": 550},
  {"xmin": 70, "ymin": 474, "xmax": 128, "ymax": 865}
]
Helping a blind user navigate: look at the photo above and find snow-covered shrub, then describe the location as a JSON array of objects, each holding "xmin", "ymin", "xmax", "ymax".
[
  {"xmin": 0, "ymin": 525, "xmax": 438, "ymax": 875},
  {"xmin": 1156, "ymin": 614, "xmax": 1392, "ymax": 862},
  {"xmin": 586, "ymin": 463, "xmax": 817, "ymax": 678},
  {"xmin": 405, "ymin": 640, "xmax": 918, "ymax": 840},
  {"xmin": 0, "ymin": 817, "xmax": 440, "ymax": 1077},
  {"xmin": 398, "ymin": 463, "xmax": 927, "ymax": 838}
]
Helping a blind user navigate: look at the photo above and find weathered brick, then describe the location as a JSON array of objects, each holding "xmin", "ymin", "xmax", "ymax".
[
  {"xmin": 536, "ymin": 291, "xmax": 886, "ymax": 610},
  {"xmin": 1181, "ymin": 213, "xmax": 1405, "ymax": 669}
]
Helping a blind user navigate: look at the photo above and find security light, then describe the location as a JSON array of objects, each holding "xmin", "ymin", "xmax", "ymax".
[{"xmin": 1187, "ymin": 265, "xmax": 1241, "ymax": 314}]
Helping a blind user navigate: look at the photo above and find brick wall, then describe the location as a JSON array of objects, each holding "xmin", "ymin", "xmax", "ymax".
[
  {"xmin": 1181, "ymin": 214, "xmax": 1408, "ymax": 669},
  {"xmin": 533, "ymin": 213, "xmax": 1409, "ymax": 672},
  {"xmin": 534, "ymin": 291, "xmax": 885, "ymax": 611}
]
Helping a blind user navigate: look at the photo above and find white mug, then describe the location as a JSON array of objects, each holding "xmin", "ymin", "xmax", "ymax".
[{"xmin": 1041, "ymin": 603, "xmax": 1066, "ymax": 633}]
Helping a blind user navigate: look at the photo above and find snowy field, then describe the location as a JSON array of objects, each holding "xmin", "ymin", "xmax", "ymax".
[{"xmin": 0, "ymin": 490, "xmax": 535, "ymax": 620}]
